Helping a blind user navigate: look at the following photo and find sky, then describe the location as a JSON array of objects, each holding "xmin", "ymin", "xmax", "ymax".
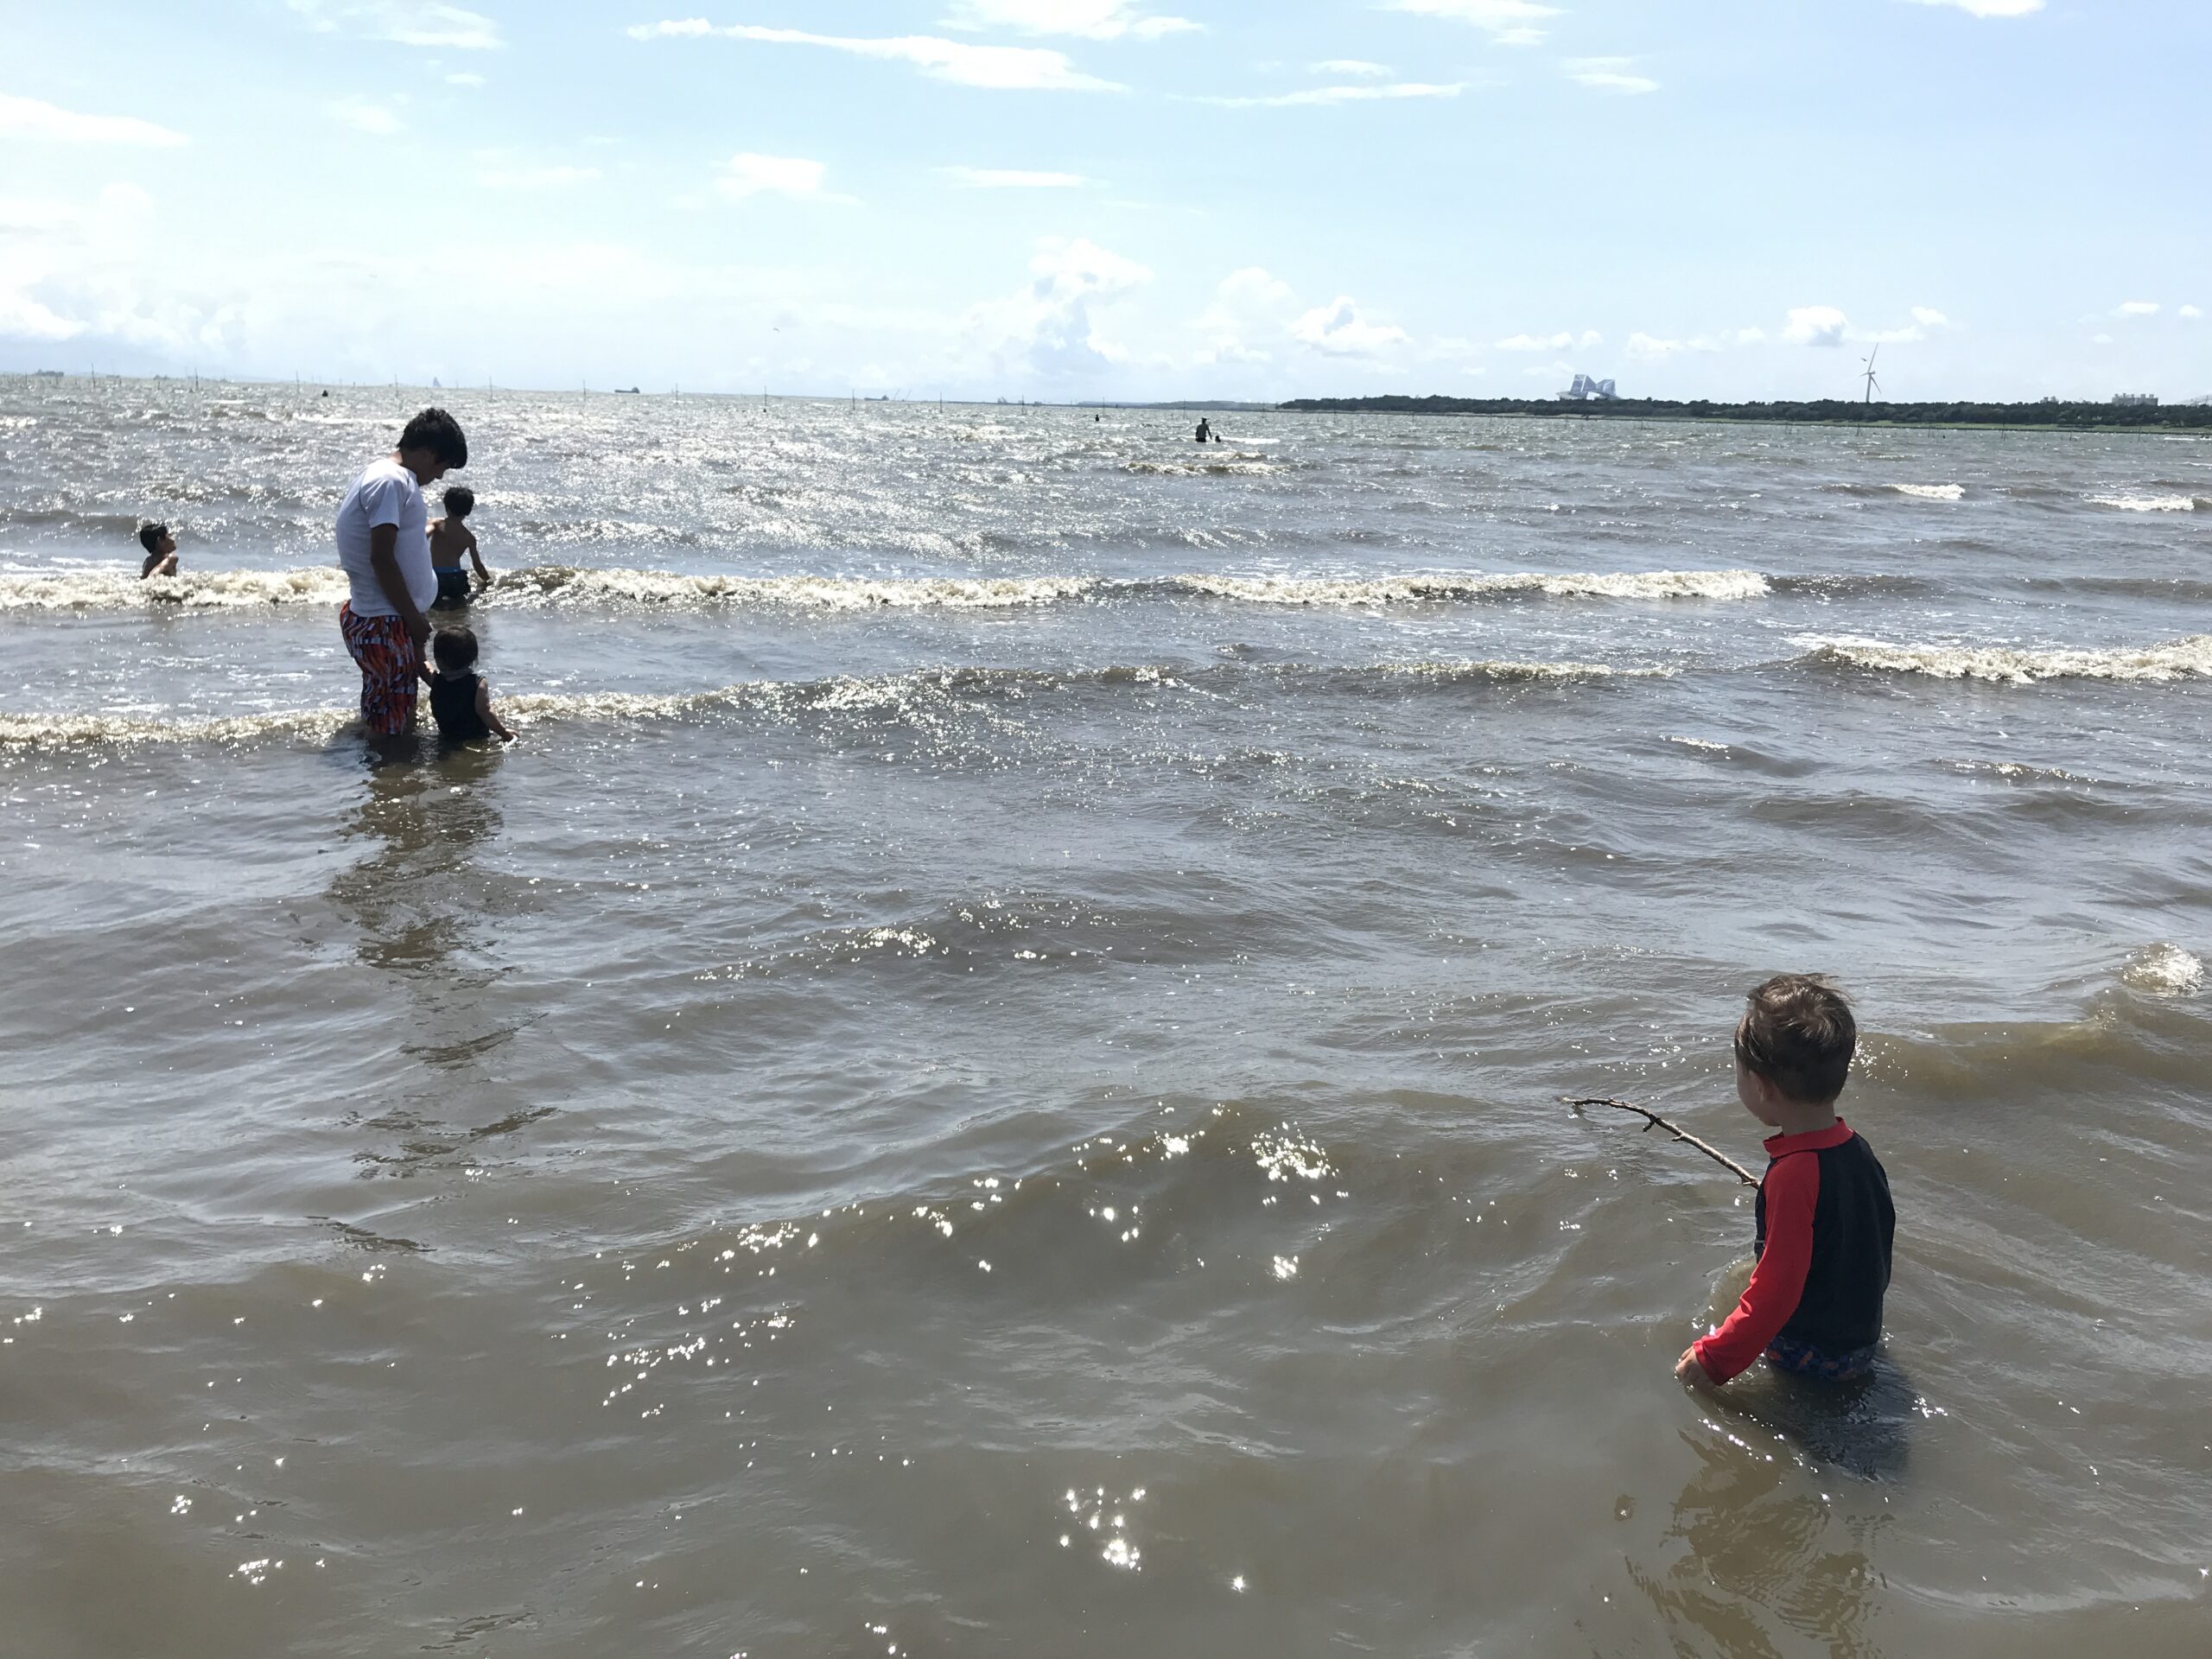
[{"xmin": 3, "ymin": 0, "xmax": 2209, "ymax": 403}]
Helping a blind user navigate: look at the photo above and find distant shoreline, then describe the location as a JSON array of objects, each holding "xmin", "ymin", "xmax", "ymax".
[{"xmin": 1277, "ymin": 394, "xmax": 2212, "ymax": 435}]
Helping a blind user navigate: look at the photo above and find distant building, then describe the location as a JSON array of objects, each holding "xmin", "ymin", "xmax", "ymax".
[
  {"xmin": 1560, "ymin": 373, "xmax": 1618, "ymax": 401},
  {"xmin": 2111, "ymin": 392, "xmax": 2158, "ymax": 407}
]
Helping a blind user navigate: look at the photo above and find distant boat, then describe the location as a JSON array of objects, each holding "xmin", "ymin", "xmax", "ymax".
[{"xmin": 615, "ymin": 386, "xmax": 642, "ymax": 394}]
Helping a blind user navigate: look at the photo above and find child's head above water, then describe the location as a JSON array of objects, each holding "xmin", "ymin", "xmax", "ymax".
[
  {"xmin": 432, "ymin": 626, "xmax": 480, "ymax": 674},
  {"xmin": 1734, "ymin": 974, "xmax": 1855, "ymax": 1108},
  {"xmin": 442, "ymin": 485, "xmax": 475, "ymax": 519},
  {"xmin": 138, "ymin": 521, "xmax": 170, "ymax": 556}
]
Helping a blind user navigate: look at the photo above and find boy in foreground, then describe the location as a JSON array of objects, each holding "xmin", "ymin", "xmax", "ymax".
[{"xmin": 1675, "ymin": 975, "xmax": 1894, "ymax": 1388}]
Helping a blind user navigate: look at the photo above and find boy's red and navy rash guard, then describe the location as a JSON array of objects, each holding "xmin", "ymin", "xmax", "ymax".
[{"xmin": 1693, "ymin": 1121, "xmax": 1895, "ymax": 1382}]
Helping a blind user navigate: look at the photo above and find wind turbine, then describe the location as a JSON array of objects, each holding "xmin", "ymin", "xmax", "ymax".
[{"xmin": 1860, "ymin": 344, "xmax": 1882, "ymax": 405}]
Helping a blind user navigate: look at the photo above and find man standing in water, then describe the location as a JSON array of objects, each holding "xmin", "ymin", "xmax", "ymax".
[{"xmin": 335, "ymin": 409, "xmax": 467, "ymax": 743}]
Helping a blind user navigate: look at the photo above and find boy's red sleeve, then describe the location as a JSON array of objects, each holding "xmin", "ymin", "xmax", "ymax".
[{"xmin": 1693, "ymin": 1154, "xmax": 1819, "ymax": 1383}]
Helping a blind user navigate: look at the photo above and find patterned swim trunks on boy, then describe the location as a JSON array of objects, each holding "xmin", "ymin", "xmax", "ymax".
[
  {"xmin": 339, "ymin": 602, "xmax": 420, "ymax": 736},
  {"xmin": 1764, "ymin": 1334, "xmax": 1876, "ymax": 1382}
]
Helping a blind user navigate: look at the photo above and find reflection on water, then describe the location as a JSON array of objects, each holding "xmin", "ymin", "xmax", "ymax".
[
  {"xmin": 1630, "ymin": 1425, "xmax": 1886, "ymax": 1658},
  {"xmin": 324, "ymin": 747, "xmax": 550, "ymax": 1176}
]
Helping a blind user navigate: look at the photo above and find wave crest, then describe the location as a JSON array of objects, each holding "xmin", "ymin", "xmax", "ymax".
[
  {"xmin": 1802, "ymin": 633, "xmax": 2212, "ymax": 684},
  {"xmin": 1177, "ymin": 569, "xmax": 1768, "ymax": 605}
]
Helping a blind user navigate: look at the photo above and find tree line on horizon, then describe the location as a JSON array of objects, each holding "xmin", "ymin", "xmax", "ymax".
[{"xmin": 1275, "ymin": 395, "xmax": 2212, "ymax": 429}]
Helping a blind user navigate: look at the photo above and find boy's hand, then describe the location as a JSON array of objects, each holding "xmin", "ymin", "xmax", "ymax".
[{"xmin": 1675, "ymin": 1346, "xmax": 1717, "ymax": 1389}]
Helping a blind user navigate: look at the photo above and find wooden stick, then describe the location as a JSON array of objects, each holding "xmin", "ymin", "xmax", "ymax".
[{"xmin": 1562, "ymin": 1096, "xmax": 1759, "ymax": 1186}]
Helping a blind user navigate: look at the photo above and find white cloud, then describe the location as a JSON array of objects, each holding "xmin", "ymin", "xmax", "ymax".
[
  {"xmin": 963, "ymin": 235, "xmax": 1152, "ymax": 378},
  {"xmin": 1497, "ymin": 329, "xmax": 1600, "ymax": 353},
  {"xmin": 328, "ymin": 98, "xmax": 405, "ymax": 135},
  {"xmin": 716, "ymin": 153, "xmax": 828, "ymax": 199},
  {"xmin": 626, "ymin": 22, "xmax": 1122, "ymax": 91},
  {"xmin": 1911, "ymin": 306, "xmax": 1950, "ymax": 327},
  {"xmin": 1566, "ymin": 57, "xmax": 1659, "ymax": 94},
  {"xmin": 1194, "ymin": 266, "xmax": 1295, "ymax": 365},
  {"xmin": 480, "ymin": 165, "xmax": 601, "ymax": 188},
  {"xmin": 287, "ymin": 1, "xmax": 502, "ymax": 49},
  {"xmin": 1783, "ymin": 305, "xmax": 1848, "ymax": 347},
  {"xmin": 1903, "ymin": 0, "xmax": 2043, "ymax": 16},
  {"xmin": 0, "ymin": 93, "xmax": 188, "ymax": 148},
  {"xmin": 2113, "ymin": 300, "xmax": 2160, "ymax": 317},
  {"xmin": 2089, "ymin": 332, "xmax": 2113, "ymax": 346},
  {"xmin": 1204, "ymin": 81, "xmax": 1465, "ymax": 107},
  {"xmin": 942, "ymin": 0, "xmax": 1198, "ymax": 41},
  {"xmin": 2183, "ymin": 305, "xmax": 2205, "ymax": 321},
  {"xmin": 1292, "ymin": 296, "xmax": 1409, "ymax": 356},
  {"xmin": 447, "ymin": 71, "xmax": 486, "ymax": 86},
  {"xmin": 1312, "ymin": 60, "xmax": 1391, "ymax": 77},
  {"xmin": 941, "ymin": 167, "xmax": 1086, "ymax": 187},
  {"xmin": 1385, "ymin": 0, "xmax": 1557, "ymax": 46},
  {"xmin": 1627, "ymin": 333, "xmax": 1682, "ymax": 359}
]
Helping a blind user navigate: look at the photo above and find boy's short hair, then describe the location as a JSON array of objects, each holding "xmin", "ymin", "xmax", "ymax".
[
  {"xmin": 432, "ymin": 626, "xmax": 480, "ymax": 671},
  {"xmin": 399, "ymin": 407, "xmax": 468, "ymax": 469},
  {"xmin": 442, "ymin": 485, "xmax": 475, "ymax": 518},
  {"xmin": 138, "ymin": 521, "xmax": 168, "ymax": 555},
  {"xmin": 1735, "ymin": 975, "xmax": 1856, "ymax": 1105}
]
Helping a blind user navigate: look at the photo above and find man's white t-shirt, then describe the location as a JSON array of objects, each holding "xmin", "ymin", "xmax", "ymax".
[{"xmin": 334, "ymin": 456, "xmax": 433, "ymax": 618}]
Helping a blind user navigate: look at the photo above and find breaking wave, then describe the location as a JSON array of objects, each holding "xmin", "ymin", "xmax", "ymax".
[
  {"xmin": 0, "ymin": 656, "xmax": 1643, "ymax": 750},
  {"xmin": 1174, "ymin": 569, "xmax": 1768, "ymax": 605},
  {"xmin": 0, "ymin": 564, "xmax": 1773, "ymax": 614},
  {"xmin": 2120, "ymin": 943, "xmax": 2206, "ymax": 995},
  {"xmin": 2087, "ymin": 494, "xmax": 2198, "ymax": 513},
  {"xmin": 1891, "ymin": 483, "xmax": 1965, "ymax": 502},
  {"xmin": 1800, "ymin": 633, "xmax": 2212, "ymax": 684}
]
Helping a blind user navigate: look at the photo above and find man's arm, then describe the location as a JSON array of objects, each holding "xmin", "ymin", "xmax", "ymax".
[{"xmin": 367, "ymin": 522, "xmax": 430, "ymax": 655}]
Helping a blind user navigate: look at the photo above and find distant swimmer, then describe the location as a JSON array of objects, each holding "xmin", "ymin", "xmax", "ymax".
[
  {"xmin": 429, "ymin": 485, "xmax": 492, "ymax": 607},
  {"xmin": 137, "ymin": 522, "xmax": 178, "ymax": 580},
  {"xmin": 1194, "ymin": 417, "xmax": 1214, "ymax": 443}
]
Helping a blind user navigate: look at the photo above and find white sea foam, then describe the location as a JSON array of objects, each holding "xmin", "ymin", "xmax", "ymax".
[
  {"xmin": 1380, "ymin": 658, "xmax": 1657, "ymax": 683},
  {"xmin": 496, "ymin": 568, "xmax": 1099, "ymax": 611},
  {"xmin": 2088, "ymin": 493, "xmax": 2196, "ymax": 513},
  {"xmin": 1177, "ymin": 569, "xmax": 1770, "ymax": 605},
  {"xmin": 1891, "ymin": 483, "xmax": 1965, "ymax": 501},
  {"xmin": 2120, "ymin": 943, "xmax": 2205, "ymax": 995},
  {"xmin": 1802, "ymin": 633, "xmax": 2212, "ymax": 684},
  {"xmin": 0, "ymin": 569, "xmax": 352, "ymax": 611}
]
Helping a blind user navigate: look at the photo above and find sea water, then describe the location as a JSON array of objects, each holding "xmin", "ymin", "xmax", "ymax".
[{"xmin": 3, "ymin": 380, "xmax": 2209, "ymax": 1656}]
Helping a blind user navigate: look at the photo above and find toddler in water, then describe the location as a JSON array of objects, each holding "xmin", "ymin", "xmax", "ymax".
[
  {"xmin": 1675, "ymin": 975, "xmax": 1894, "ymax": 1387},
  {"xmin": 428, "ymin": 626, "xmax": 515, "ymax": 744},
  {"xmin": 138, "ymin": 521, "xmax": 178, "ymax": 579},
  {"xmin": 429, "ymin": 486, "xmax": 491, "ymax": 607}
]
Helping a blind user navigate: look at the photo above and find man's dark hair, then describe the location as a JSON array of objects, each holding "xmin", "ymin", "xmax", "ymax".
[
  {"xmin": 442, "ymin": 485, "xmax": 475, "ymax": 518},
  {"xmin": 432, "ymin": 626, "xmax": 480, "ymax": 672},
  {"xmin": 137, "ymin": 521, "xmax": 168, "ymax": 555},
  {"xmin": 1735, "ymin": 975, "xmax": 1856, "ymax": 1105},
  {"xmin": 399, "ymin": 407, "xmax": 467, "ymax": 469}
]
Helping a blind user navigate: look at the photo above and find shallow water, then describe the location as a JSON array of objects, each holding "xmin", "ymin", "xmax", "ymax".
[{"xmin": 3, "ymin": 380, "xmax": 2209, "ymax": 1656}]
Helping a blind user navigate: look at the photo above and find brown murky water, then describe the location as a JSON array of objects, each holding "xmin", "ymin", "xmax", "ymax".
[{"xmin": 3, "ymin": 383, "xmax": 2209, "ymax": 1655}]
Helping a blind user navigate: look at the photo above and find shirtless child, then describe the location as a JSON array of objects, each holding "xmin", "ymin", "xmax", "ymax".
[{"xmin": 428, "ymin": 486, "xmax": 492, "ymax": 607}]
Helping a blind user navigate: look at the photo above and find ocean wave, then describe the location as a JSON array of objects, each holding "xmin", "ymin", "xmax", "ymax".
[
  {"xmin": 0, "ymin": 563, "xmax": 1773, "ymax": 615},
  {"xmin": 0, "ymin": 568, "xmax": 353, "ymax": 610},
  {"xmin": 1891, "ymin": 483, "xmax": 1965, "ymax": 501},
  {"xmin": 1800, "ymin": 633, "xmax": 2212, "ymax": 684},
  {"xmin": 2087, "ymin": 493, "xmax": 2198, "ymax": 513},
  {"xmin": 0, "ymin": 657, "xmax": 1641, "ymax": 750},
  {"xmin": 1176, "ymin": 569, "xmax": 1769, "ymax": 604},
  {"xmin": 2120, "ymin": 944, "xmax": 2206, "ymax": 995},
  {"xmin": 495, "ymin": 568, "xmax": 1100, "ymax": 611}
]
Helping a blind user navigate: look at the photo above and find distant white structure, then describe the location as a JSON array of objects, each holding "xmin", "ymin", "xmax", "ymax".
[
  {"xmin": 1560, "ymin": 373, "xmax": 1618, "ymax": 401},
  {"xmin": 2111, "ymin": 392, "xmax": 2159, "ymax": 407}
]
